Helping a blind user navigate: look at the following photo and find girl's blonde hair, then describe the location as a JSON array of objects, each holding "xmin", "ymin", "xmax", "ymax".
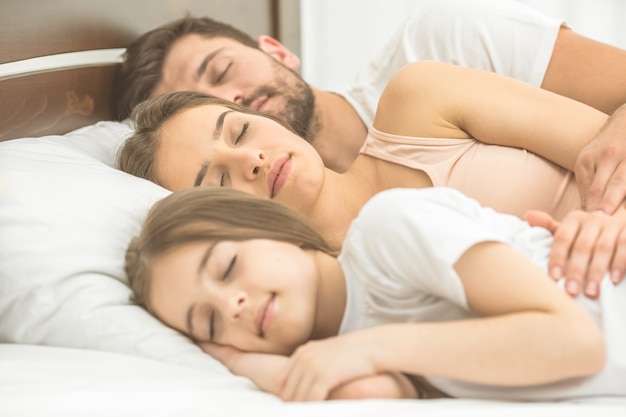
[{"xmin": 125, "ymin": 187, "xmax": 335, "ymax": 311}]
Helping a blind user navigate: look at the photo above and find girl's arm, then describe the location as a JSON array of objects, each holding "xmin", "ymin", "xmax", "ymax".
[
  {"xmin": 379, "ymin": 241, "xmax": 606, "ymax": 384},
  {"xmin": 200, "ymin": 343, "xmax": 417, "ymax": 401},
  {"xmin": 276, "ymin": 242, "xmax": 605, "ymax": 402},
  {"xmin": 373, "ymin": 60, "xmax": 608, "ymax": 172}
]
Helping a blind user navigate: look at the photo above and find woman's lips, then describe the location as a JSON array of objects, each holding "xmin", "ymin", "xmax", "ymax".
[
  {"xmin": 257, "ymin": 294, "xmax": 276, "ymax": 337},
  {"xmin": 266, "ymin": 156, "xmax": 291, "ymax": 198}
]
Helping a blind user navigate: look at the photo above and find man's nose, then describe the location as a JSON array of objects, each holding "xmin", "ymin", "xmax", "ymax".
[{"xmin": 201, "ymin": 85, "xmax": 245, "ymax": 106}]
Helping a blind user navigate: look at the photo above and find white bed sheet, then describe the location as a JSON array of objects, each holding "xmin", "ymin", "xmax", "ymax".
[{"xmin": 1, "ymin": 344, "xmax": 625, "ymax": 417}]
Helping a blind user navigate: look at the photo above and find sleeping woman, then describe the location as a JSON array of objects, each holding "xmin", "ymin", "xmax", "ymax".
[
  {"xmin": 123, "ymin": 185, "xmax": 625, "ymax": 401},
  {"xmin": 118, "ymin": 61, "xmax": 626, "ymax": 297}
]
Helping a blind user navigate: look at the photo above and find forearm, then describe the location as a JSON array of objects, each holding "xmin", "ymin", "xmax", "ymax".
[
  {"xmin": 588, "ymin": 103, "xmax": 626, "ymax": 155},
  {"xmin": 226, "ymin": 352, "xmax": 287, "ymax": 394},
  {"xmin": 376, "ymin": 61, "xmax": 608, "ymax": 171},
  {"xmin": 328, "ymin": 372, "xmax": 418, "ymax": 400},
  {"xmin": 369, "ymin": 312, "xmax": 604, "ymax": 387},
  {"xmin": 228, "ymin": 352, "xmax": 417, "ymax": 400},
  {"xmin": 605, "ymin": 102, "xmax": 626, "ymax": 131}
]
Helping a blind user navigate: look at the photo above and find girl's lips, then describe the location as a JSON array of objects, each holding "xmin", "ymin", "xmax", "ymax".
[
  {"xmin": 257, "ymin": 294, "xmax": 276, "ymax": 337},
  {"xmin": 266, "ymin": 156, "xmax": 291, "ymax": 198}
]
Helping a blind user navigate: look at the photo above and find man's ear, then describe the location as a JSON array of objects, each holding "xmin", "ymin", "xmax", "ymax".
[{"xmin": 257, "ymin": 35, "xmax": 300, "ymax": 71}]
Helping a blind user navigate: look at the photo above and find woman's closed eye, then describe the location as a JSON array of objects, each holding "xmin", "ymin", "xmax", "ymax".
[
  {"xmin": 234, "ymin": 122, "xmax": 249, "ymax": 145},
  {"xmin": 218, "ymin": 123, "xmax": 249, "ymax": 187}
]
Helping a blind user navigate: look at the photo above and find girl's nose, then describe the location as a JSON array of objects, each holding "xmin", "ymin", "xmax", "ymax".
[{"xmin": 225, "ymin": 290, "xmax": 247, "ymax": 320}]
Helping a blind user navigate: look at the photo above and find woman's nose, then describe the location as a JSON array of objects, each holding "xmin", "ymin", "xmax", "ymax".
[{"xmin": 229, "ymin": 149, "xmax": 266, "ymax": 182}]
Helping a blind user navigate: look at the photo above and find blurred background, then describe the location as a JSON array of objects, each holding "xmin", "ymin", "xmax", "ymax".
[{"xmin": 299, "ymin": 0, "xmax": 626, "ymax": 90}]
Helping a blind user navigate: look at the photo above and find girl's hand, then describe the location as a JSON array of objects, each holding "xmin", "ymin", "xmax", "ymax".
[
  {"xmin": 199, "ymin": 342, "xmax": 293, "ymax": 394},
  {"xmin": 200, "ymin": 341, "xmax": 415, "ymax": 401},
  {"xmin": 276, "ymin": 333, "xmax": 380, "ymax": 402},
  {"xmin": 525, "ymin": 208, "xmax": 626, "ymax": 298}
]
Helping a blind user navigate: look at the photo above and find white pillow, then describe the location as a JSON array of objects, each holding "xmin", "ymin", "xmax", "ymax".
[{"xmin": 0, "ymin": 121, "xmax": 226, "ymax": 372}]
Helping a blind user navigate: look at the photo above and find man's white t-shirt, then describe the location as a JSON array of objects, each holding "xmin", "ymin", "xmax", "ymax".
[
  {"xmin": 338, "ymin": 0, "xmax": 565, "ymax": 126},
  {"xmin": 338, "ymin": 187, "xmax": 626, "ymax": 401}
]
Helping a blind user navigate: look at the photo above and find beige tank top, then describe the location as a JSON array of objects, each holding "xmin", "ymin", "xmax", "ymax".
[{"xmin": 360, "ymin": 127, "xmax": 580, "ymax": 220}]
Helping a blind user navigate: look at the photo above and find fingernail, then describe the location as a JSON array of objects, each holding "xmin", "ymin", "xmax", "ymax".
[
  {"xmin": 551, "ymin": 266, "xmax": 562, "ymax": 279},
  {"xmin": 585, "ymin": 281, "xmax": 598, "ymax": 297},
  {"xmin": 566, "ymin": 280, "xmax": 579, "ymax": 295},
  {"xmin": 611, "ymin": 269, "xmax": 622, "ymax": 284}
]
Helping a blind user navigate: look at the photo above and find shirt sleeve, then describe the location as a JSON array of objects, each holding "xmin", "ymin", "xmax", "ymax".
[
  {"xmin": 338, "ymin": 0, "xmax": 564, "ymax": 126},
  {"xmin": 348, "ymin": 187, "xmax": 523, "ymax": 304}
]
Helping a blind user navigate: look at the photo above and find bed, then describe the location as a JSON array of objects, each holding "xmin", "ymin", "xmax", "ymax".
[{"xmin": 0, "ymin": 1, "xmax": 624, "ymax": 416}]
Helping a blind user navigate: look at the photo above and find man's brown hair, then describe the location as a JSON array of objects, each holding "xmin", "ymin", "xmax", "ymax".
[{"xmin": 115, "ymin": 16, "xmax": 259, "ymax": 120}]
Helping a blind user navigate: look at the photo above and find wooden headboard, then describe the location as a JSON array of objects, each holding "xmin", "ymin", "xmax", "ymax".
[{"xmin": 0, "ymin": 0, "xmax": 299, "ymax": 141}]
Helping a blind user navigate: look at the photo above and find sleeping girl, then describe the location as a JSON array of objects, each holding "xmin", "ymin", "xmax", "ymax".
[{"xmin": 124, "ymin": 186, "xmax": 625, "ymax": 402}]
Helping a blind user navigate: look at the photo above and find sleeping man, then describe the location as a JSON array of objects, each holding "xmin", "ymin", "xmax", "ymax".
[{"xmin": 115, "ymin": 0, "xmax": 626, "ymax": 297}]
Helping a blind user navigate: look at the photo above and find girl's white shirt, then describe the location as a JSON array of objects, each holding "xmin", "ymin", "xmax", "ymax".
[{"xmin": 338, "ymin": 187, "xmax": 626, "ymax": 401}]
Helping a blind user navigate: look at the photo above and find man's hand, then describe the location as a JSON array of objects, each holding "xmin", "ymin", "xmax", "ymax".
[
  {"xmin": 575, "ymin": 103, "xmax": 626, "ymax": 214},
  {"xmin": 525, "ymin": 209, "xmax": 626, "ymax": 298}
]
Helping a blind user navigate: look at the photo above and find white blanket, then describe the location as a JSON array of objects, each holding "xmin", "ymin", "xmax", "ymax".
[{"xmin": 2, "ymin": 344, "xmax": 625, "ymax": 417}]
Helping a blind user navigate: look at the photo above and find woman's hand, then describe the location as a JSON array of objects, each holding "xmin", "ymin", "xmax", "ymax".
[
  {"xmin": 276, "ymin": 332, "xmax": 380, "ymax": 402},
  {"xmin": 575, "ymin": 103, "xmax": 626, "ymax": 215},
  {"xmin": 525, "ymin": 208, "xmax": 626, "ymax": 297}
]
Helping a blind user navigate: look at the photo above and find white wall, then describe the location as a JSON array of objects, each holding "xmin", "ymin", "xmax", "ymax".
[{"xmin": 300, "ymin": 0, "xmax": 626, "ymax": 91}]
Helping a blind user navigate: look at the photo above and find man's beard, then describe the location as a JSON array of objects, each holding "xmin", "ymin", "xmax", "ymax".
[{"xmin": 242, "ymin": 66, "xmax": 317, "ymax": 142}]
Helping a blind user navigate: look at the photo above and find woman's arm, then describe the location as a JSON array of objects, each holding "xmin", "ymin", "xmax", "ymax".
[
  {"xmin": 374, "ymin": 60, "xmax": 623, "ymax": 297},
  {"xmin": 546, "ymin": 28, "xmax": 626, "ymax": 215},
  {"xmin": 276, "ymin": 242, "xmax": 605, "ymax": 401},
  {"xmin": 575, "ymin": 103, "xmax": 626, "ymax": 214},
  {"xmin": 374, "ymin": 60, "xmax": 608, "ymax": 172}
]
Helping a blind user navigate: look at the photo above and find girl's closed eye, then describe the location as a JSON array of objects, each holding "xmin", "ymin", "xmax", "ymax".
[
  {"xmin": 223, "ymin": 255, "xmax": 237, "ymax": 280},
  {"xmin": 209, "ymin": 309, "xmax": 216, "ymax": 341},
  {"xmin": 209, "ymin": 254, "xmax": 237, "ymax": 340}
]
